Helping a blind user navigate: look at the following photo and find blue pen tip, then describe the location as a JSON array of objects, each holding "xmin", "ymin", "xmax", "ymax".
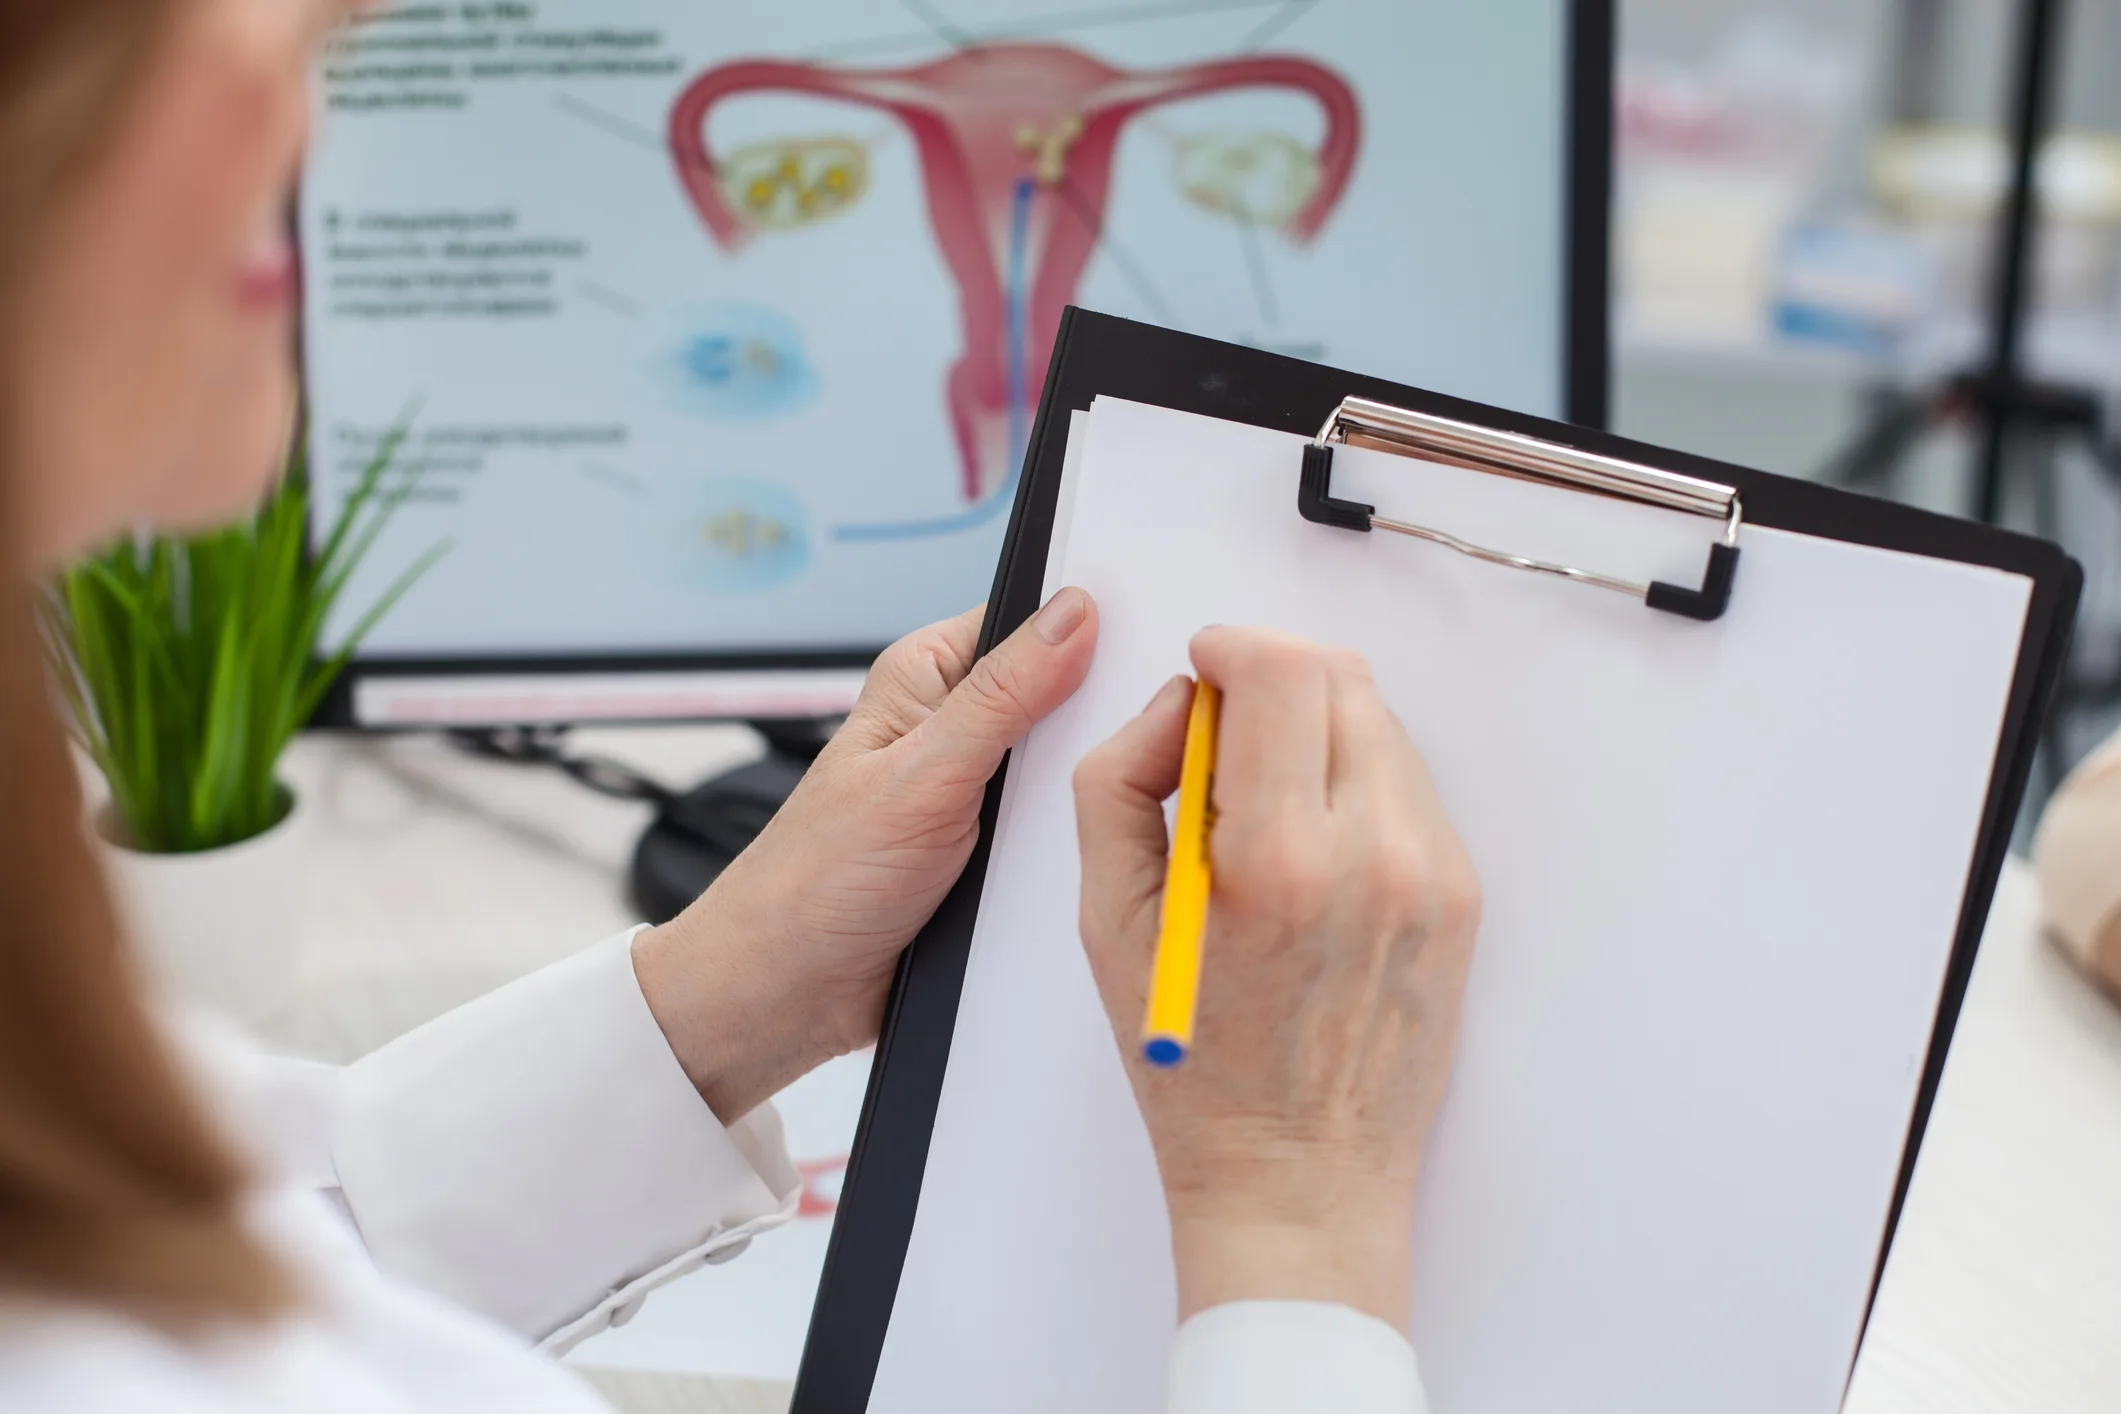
[{"xmin": 1143, "ymin": 1038, "xmax": 1186, "ymax": 1067}]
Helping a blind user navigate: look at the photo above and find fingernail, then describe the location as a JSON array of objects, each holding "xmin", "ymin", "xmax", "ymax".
[
  {"xmin": 1033, "ymin": 586, "xmax": 1087, "ymax": 645},
  {"xmin": 1147, "ymin": 674, "xmax": 1190, "ymax": 712}
]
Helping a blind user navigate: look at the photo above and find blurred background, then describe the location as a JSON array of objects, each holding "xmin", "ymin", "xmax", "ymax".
[{"xmin": 1613, "ymin": 0, "xmax": 2121, "ymax": 807}]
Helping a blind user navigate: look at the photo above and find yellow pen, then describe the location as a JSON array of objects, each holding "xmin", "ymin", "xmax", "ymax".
[{"xmin": 1142, "ymin": 679, "xmax": 1220, "ymax": 1067}]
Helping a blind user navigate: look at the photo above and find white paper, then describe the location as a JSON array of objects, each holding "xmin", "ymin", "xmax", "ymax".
[{"xmin": 870, "ymin": 397, "xmax": 2033, "ymax": 1413}]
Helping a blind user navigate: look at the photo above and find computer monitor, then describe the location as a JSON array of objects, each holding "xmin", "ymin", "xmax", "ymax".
[{"xmin": 298, "ymin": 0, "xmax": 1610, "ymax": 731}]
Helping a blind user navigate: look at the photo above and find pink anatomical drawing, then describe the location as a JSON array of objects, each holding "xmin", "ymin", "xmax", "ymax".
[
  {"xmin": 668, "ymin": 42, "xmax": 1360, "ymax": 540},
  {"xmin": 796, "ymin": 1153, "xmax": 849, "ymax": 1220}
]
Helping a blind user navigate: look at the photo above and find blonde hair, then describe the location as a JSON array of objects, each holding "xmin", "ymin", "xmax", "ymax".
[{"xmin": 0, "ymin": 0, "xmax": 291, "ymax": 1324}]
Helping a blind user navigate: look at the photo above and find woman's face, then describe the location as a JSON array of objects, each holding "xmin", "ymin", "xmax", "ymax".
[{"xmin": 18, "ymin": 0, "xmax": 355, "ymax": 568}]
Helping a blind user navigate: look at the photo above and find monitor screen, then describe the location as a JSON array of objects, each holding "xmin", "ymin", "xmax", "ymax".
[{"xmin": 301, "ymin": 0, "xmax": 1590, "ymax": 724}]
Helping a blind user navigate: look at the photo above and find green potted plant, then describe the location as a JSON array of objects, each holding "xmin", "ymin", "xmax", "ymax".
[{"xmin": 39, "ymin": 425, "xmax": 442, "ymax": 1024}]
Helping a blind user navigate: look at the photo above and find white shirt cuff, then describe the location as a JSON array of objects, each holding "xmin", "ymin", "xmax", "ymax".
[
  {"xmin": 1168, "ymin": 1302, "xmax": 1427, "ymax": 1414},
  {"xmin": 330, "ymin": 927, "xmax": 799, "ymax": 1349}
]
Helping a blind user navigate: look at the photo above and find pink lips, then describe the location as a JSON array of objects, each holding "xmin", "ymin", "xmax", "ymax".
[{"xmin": 235, "ymin": 228, "xmax": 296, "ymax": 312}]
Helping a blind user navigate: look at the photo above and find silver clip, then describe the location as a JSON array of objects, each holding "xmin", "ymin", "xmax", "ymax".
[{"xmin": 1299, "ymin": 396, "xmax": 1743, "ymax": 620}]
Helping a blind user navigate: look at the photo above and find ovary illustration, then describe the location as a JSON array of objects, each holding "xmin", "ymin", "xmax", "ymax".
[
  {"xmin": 1174, "ymin": 130, "xmax": 1322, "ymax": 226},
  {"xmin": 719, "ymin": 136, "xmax": 869, "ymax": 230},
  {"xmin": 700, "ymin": 506, "xmax": 789, "ymax": 559},
  {"xmin": 668, "ymin": 43, "xmax": 1360, "ymax": 537}
]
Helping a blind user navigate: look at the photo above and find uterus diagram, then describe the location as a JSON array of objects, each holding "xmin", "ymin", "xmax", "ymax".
[{"xmin": 668, "ymin": 43, "xmax": 1360, "ymax": 539}]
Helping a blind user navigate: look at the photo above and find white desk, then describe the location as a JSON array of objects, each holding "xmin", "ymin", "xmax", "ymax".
[
  {"xmin": 268, "ymin": 727, "xmax": 2121, "ymax": 1413},
  {"xmin": 1844, "ymin": 858, "xmax": 2121, "ymax": 1413}
]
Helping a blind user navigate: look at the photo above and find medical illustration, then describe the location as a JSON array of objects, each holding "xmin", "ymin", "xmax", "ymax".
[
  {"xmin": 668, "ymin": 42, "xmax": 1360, "ymax": 538},
  {"xmin": 1173, "ymin": 129, "xmax": 1323, "ymax": 226},
  {"xmin": 718, "ymin": 136, "xmax": 869, "ymax": 230},
  {"xmin": 796, "ymin": 1153, "xmax": 849, "ymax": 1220},
  {"xmin": 639, "ymin": 473, "xmax": 810, "ymax": 594},
  {"xmin": 671, "ymin": 303, "xmax": 818, "ymax": 420}
]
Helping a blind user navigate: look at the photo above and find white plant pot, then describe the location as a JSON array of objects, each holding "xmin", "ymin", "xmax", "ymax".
[{"xmin": 97, "ymin": 788, "xmax": 306, "ymax": 1030}]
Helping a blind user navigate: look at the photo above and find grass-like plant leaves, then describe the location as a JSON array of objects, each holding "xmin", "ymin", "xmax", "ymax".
[{"xmin": 39, "ymin": 426, "xmax": 444, "ymax": 853}]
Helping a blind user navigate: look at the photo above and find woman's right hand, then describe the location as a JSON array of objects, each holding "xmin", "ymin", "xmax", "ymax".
[{"xmin": 1073, "ymin": 627, "xmax": 1481, "ymax": 1330}]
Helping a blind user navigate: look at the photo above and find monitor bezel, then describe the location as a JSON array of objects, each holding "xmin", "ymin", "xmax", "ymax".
[{"xmin": 305, "ymin": 1, "xmax": 1613, "ymax": 729}]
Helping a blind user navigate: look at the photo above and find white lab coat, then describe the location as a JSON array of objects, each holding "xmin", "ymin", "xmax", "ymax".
[{"xmin": 0, "ymin": 930, "xmax": 1425, "ymax": 1412}]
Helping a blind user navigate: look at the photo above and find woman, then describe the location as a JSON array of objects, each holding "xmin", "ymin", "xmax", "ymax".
[{"xmin": 0, "ymin": 1, "xmax": 1482, "ymax": 1410}]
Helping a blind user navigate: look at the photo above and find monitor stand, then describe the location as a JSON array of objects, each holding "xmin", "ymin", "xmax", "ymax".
[{"xmin": 628, "ymin": 717, "xmax": 839, "ymax": 924}]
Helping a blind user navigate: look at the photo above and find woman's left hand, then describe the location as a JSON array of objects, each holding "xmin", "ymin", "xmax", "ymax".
[{"xmin": 633, "ymin": 589, "xmax": 1098, "ymax": 1121}]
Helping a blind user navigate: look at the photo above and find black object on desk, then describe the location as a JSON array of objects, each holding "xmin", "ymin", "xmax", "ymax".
[
  {"xmin": 626, "ymin": 717, "xmax": 837, "ymax": 923},
  {"xmin": 448, "ymin": 718, "xmax": 839, "ymax": 925}
]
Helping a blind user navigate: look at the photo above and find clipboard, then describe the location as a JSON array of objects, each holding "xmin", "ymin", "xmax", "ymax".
[{"xmin": 795, "ymin": 309, "xmax": 2082, "ymax": 1412}]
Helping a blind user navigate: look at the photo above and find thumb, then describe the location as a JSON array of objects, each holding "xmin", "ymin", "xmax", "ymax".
[{"xmin": 906, "ymin": 587, "xmax": 1098, "ymax": 784}]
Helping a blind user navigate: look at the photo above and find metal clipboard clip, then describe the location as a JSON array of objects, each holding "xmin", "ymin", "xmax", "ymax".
[{"xmin": 1298, "ymin": 396, "xmax": 1743, "ymax": 621}]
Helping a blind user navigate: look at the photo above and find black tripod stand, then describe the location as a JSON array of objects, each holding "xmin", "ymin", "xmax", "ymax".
[
  {"xmin": 1822, "ymin": 373, "xmax": 2117, "ymax": 537},
  {"xmin": 626, "ymin": 715, "xmax": 839, "ymax": 922},
  {"xmin": 1817, "ymin": 0, "xmax": 2119, "ymax": 777}
]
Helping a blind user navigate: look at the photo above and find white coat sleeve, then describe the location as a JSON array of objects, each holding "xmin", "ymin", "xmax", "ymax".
[
  {"xmin": 1167, "ymin": 1302, "xmax": 1429, "ymax": 1414},
  {"xmin": 327, "ymin": 927, "xmax": 800, "ymax": 1353}
]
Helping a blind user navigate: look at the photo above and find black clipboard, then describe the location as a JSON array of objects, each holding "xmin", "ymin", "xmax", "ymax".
[{"xmin": 793, "ymin": 308, "xmax": 2083, "ymax": 1411}]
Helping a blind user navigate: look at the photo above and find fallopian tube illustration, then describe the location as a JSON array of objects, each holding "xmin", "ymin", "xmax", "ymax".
[{"xmin": 669, "ymin": 43, "xmax": 1360, "ymax": 539}]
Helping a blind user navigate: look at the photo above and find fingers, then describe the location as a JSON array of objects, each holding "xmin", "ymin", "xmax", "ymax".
[
  {"xmin": 1074, "ymin": 674, "xmax": 1195, "ymax": 891},
  {"xmin": 1074, "ymin": 674, "xmax": 1196, "ymax": 1027},
  {"xmin": 1189, "ymin": 626, "xmax": 1330, "ymax": 827},
  {"xmin": 907, "ymin": 587, "xmax": 1099, "ymax": 785},
  {"xmin": 836, "ymin": 603, "xmax": 987, "ymax": 752},
  {"xmin": 1316, "ymin": 653, "xmax": 1482, "ymax": 947},
  {"xmin": 1322, "ymin": 650, "xmax": 1425, "ymax": 810}
]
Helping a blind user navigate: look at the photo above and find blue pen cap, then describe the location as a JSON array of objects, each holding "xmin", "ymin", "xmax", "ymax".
[{"xmin": 1143, "ymin": 1037, "xmax": 1187, "ymax": 1067}]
